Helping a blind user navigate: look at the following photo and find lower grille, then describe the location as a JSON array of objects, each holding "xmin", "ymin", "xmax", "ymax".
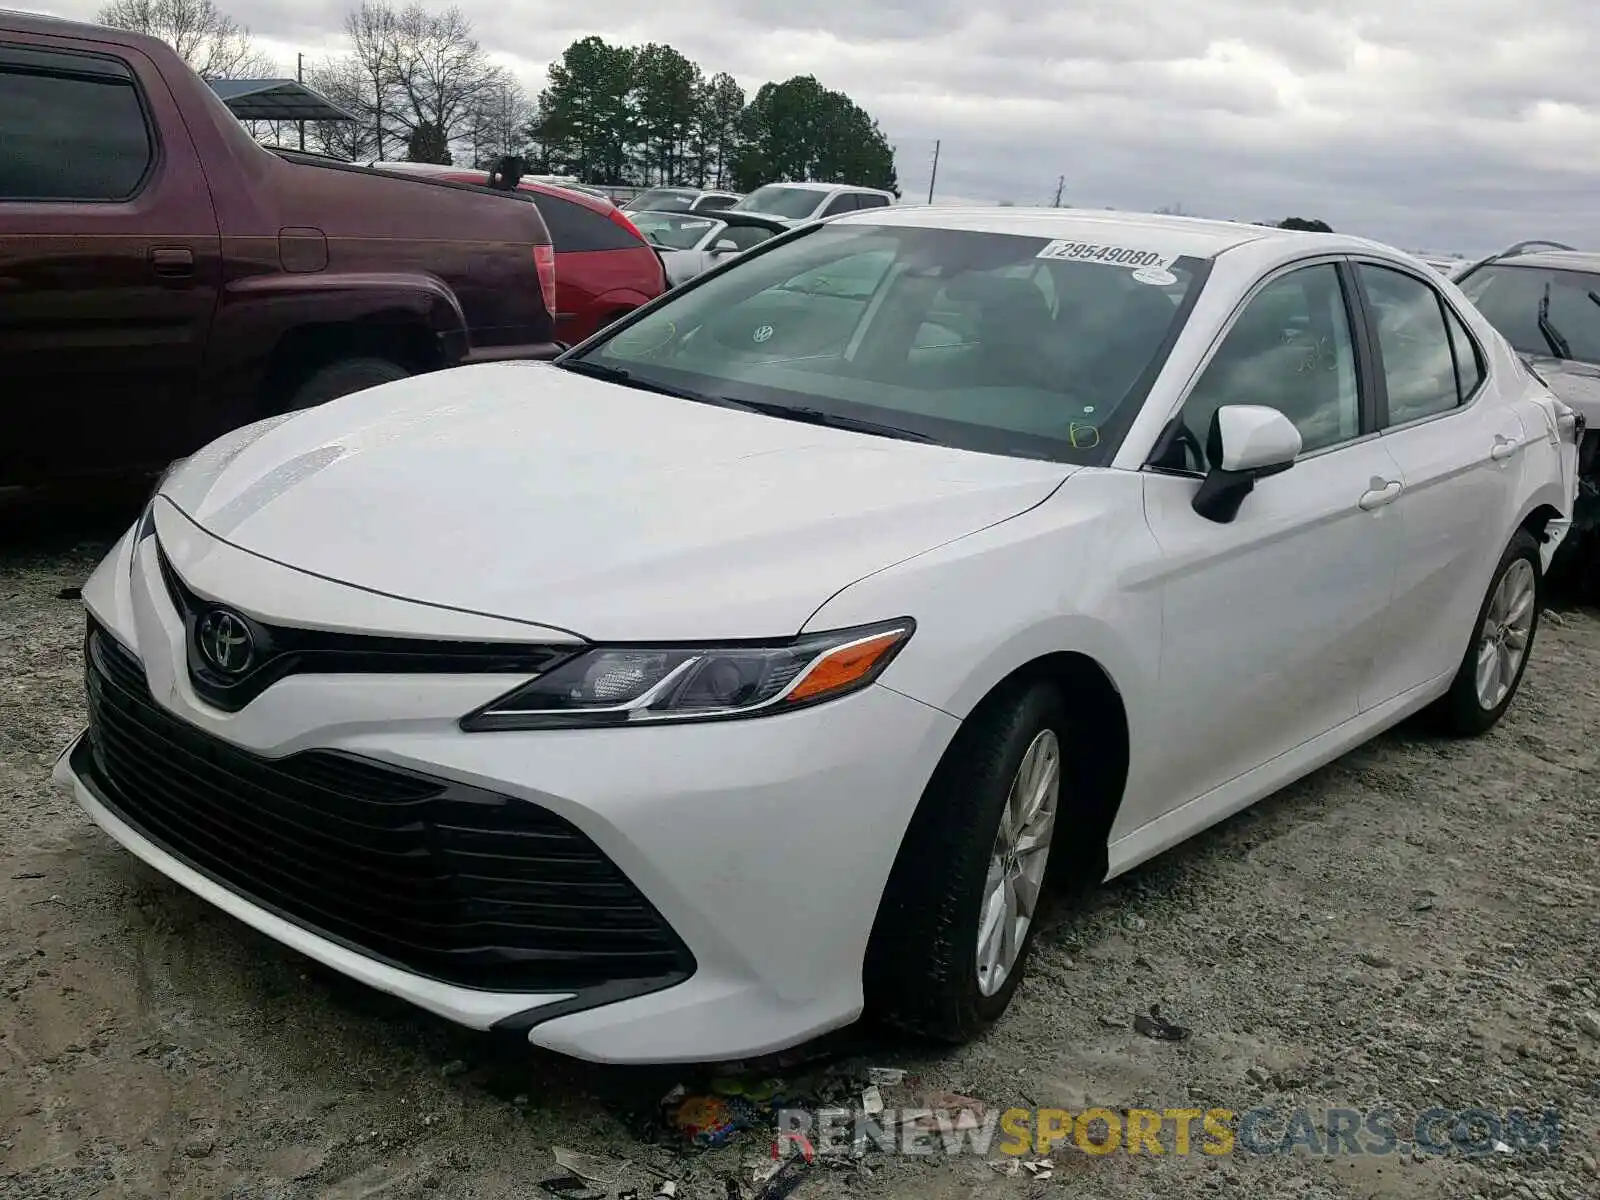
[{"xmin": 80, "ymin": 623, "xmax": 694, "ymax": 993}]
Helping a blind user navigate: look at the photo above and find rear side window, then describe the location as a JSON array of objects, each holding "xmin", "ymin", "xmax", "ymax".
[
  {"xmin": 855, "ymin": 194, "xmax": 891, "ymax": 209},
  {"xmin": 1357, "ymin": 264, "xmax": 1461, "ymax": 425},
  {"xmin": 820, "ymin": 193, "xmax": 859, "ymax": 217},
  {"xmin": 696, "ymin": 195, "xmax": 737, "ymax": 212},
  {"xmin": 529, "ymin": 193, "xmax": 642, "ymax": 252},
  {"xmin": 1442, "ymin": 303, "xmax": 1486, "ymax": 400},
  {"xmin": 0, "ymin": 61, "xmax": 152, "ymax": 201}
]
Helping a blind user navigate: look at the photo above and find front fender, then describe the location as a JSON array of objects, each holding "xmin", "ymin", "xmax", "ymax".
[{"xmin": 800, "ymin": 468, "xmax": 1155, "ymax": 743}]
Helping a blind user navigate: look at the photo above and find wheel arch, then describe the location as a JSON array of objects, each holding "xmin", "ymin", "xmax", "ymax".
[{"xmin": 958, "ymin": 650, "xmax": 1130, "ymax": 884}]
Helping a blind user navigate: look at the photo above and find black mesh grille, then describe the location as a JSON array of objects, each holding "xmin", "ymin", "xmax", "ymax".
[{"xmin": 81, "ymin": 623, "xmax": 694, "ymax": 993}]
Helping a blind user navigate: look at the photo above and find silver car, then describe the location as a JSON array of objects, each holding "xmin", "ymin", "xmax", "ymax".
[
  {"xmin": 622, "ymin": 187, "xmax": 743, "ymax": 215},
  {"xmin": 631, "ymin": 210, "xmax": 790, "ymax": 287},
  {"xmin": 728, "ymin": 181, "xmax": 896, "ymax": 224}
]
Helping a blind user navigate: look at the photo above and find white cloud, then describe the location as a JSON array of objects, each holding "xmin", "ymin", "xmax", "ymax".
[{"xmin": 28, "ymin": 0, "xmax": 1599, "ymax": 254}]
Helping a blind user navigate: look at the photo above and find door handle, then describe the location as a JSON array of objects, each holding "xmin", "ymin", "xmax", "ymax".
[
  {"xmin": 1489, "ymin": 435, "xmax": 1521, "ymax": 461},
  {"xmin": 150, "ymin": 246, "xmax": 194, "ymax": 277},
  {"xmin": 1358, "ymin": 480, "xmax": 1403, "ymax": 510}
]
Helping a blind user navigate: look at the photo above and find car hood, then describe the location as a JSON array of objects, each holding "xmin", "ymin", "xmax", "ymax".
[
  {"xmin": 159, "ymin": 361, "xmax": 1073, "ymax": 640},
  {"xmin": 1526, "ymin": 356, "xmax": 1600, "ymax": 424}
]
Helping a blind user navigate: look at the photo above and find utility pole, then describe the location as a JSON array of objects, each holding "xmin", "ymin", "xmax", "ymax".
[
  {"xmin": 296, "ymin": 52, "xmax": 305, "ymax": 151},
  {"xmin": 927, "ymin": 139, "xmax": 940, "ymax": 205},
  {"xmin": 1052, "ymin": 175, "xmax": 1065, "ymax": 207}
]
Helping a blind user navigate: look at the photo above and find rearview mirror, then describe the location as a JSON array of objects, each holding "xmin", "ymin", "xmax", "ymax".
[{"xmin": 1191, "ymin": 404, "xmax": 1301, "ymax": 523}]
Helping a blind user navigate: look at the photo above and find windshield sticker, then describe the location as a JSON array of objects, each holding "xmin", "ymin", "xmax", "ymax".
[
  {"xmin": 1036, "ymin": 240, "xmax": 1177, "ymax": 270},
  {"xmin": 1132, "ymin": 266, "xmax": 1179, "ymax": 286},
  {"xmin": 1068, "ymin": 423, "xmax": 1101, "ymax": 449}
]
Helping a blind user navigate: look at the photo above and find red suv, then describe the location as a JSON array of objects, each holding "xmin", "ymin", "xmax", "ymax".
[{"xmin": 374, "ymin": 164, "xmax": 667, "ymax": 345}]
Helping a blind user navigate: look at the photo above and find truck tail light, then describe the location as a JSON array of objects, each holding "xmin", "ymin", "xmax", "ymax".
[{"xmin": 533, "ymin": 244, "xmax": 557, "ymax": 317}]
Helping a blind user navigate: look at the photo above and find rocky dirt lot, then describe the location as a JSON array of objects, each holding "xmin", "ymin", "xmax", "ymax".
[{"xmin": 2, "ymin": 502, "xmax": 1598, "ymax": 1200}]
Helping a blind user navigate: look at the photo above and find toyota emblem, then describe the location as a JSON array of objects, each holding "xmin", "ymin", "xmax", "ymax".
[
  {"xmin": 752, "ymin": 324, "xmax": 774, "ymax": 343},
  {"xmin": 197, "ymin": 609, "xmax": 255, "ymax": 676}
]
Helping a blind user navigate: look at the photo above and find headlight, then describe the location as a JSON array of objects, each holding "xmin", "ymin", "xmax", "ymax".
[{"xmin": 460, "ymin": 619, "xmax": 914, "ymax": 731}]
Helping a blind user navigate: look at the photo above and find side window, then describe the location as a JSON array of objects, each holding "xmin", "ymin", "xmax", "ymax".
[
  {"xmin": 696, "ymin": 195, "xmax": 736, "ymax": 212},
  {"xmin": 0, "ymin": 61, "xmax": 152, "ymax": 201},
  {"xmin": 1442, "ymin": 303, "xmax": 1485, "ymax": 400},
  {"xmin": 529, "ymin": 194, "xmax": 641, "ymax": 252},
  {"xmin": 720, "ymin": 225, "xmax": 772, "ymax": 251},
  {"xmin": 820, "ymin": 193, "xmax": 858, "ymax": 217},
  {"xmin": 1356, "ymin": 264, "xmax": 1460, "ymax": 425},
  {"xmin": 855, "ymin": 194, "xmax": 890, "ymax": 209},
  {"xmin": 1179, "ymin": 263, "xmax": 1360, "ymax": 470}
]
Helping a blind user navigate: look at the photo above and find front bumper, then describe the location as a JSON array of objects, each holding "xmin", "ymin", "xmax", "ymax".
[{"xmin": 55, "ymin": 520, "xmax": 959, "ymax": 1063}]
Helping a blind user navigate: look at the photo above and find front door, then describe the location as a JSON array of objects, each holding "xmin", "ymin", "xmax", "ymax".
[
  {"xmin": 1133, "ymin": 261, "xmax": 1405, "ymax": 823},
  {"xmin": 0, "ymin": 38, "xmax": 220, "ymax": 485}
]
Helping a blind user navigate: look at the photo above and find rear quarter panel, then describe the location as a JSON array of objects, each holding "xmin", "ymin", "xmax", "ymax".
[{"xmin": 558, "ymin": 247, "xmax": 665, "ymax": 343}]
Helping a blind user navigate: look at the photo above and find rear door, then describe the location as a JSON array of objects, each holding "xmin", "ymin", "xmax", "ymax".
[
  {"xmin": 1351, "ymin": 260, "xmax": 1530, "ymax": 707},
  {"xmin": 0, "ymin": 38, "xmax": 220, "ymax": 485}
]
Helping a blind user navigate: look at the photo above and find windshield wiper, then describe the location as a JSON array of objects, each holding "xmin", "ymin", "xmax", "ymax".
[
  {"xmin": 554, "ymin": 359, "xmax": 755, "ymax": 411},
  {"xmin": 1538, "ymin": 284, "xmax": 1571, "ymax": 360},
  {"xmin": 732, "ymin": 400, "xmax": 939, "ymax": 444},
  {"xmin": 556, "ymin": 360, "xmax": 937, "ymax": 443}
]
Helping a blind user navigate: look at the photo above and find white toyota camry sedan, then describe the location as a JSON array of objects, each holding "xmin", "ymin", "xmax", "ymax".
[{"xmin": 56, "ymin": 208, "xmax": 1583, "ymax": 1064}]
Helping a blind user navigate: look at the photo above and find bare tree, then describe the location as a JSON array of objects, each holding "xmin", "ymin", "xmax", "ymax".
[
  {"xmin": 467, "ymin": 76, "xmax": 531, "ymax": 168},
  {"xmin": 97, "ymin": 0, "xmax": 277, "ymax": 78},
  {"xmin": 324, "ymin": 3, "xmax": 503, "ymax": 164},
  {"xmin": 342, "ymin": 1, "xmax": 400, "ymax": 160},
  {"xmin": 305, "ymin": 55, "xmax": 380, "ymax": 161},
  {"xmin": 388, "ymin": 4, "xmax": 504, "ymax": 158}
]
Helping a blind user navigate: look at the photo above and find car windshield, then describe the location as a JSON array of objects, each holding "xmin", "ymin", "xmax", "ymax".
[
  {"xmin": 627, "ymin": 188, "xmax": 696, "ymax": 213},
  {"xmin": 732, "ymin": 185, "xmax": 826, "ymax": 219},
  {"xmin": 632, "ymin": 212, "xmax": 722, "ymax": 250},
  {"xmin": 566, "ymin": 223, "xmax": 1210, "ymax": 465},
  {"xmin": 1459, "ymin": 263, "xmax": 1600, "ymax": 364}
]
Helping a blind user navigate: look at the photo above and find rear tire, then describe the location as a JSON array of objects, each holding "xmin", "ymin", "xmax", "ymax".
[
  {"xmin": 285, "ymin": 357, "xmax": 410, "ymax": 411},
  {"xmin": 864, "ymin": 682, "xmax": 1068, "ymax": 1043},
  {"xmin": 1426, "ymin": 529, "xmax": 1541, "ymax": 737}
]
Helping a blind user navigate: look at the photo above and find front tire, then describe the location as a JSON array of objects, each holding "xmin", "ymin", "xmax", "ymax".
[
  {"xmin": 1427, "ymin": 528, "xmax": 1541, "ymax": 736},
  {"xmin": 865, "ymin": 682, "xmax": 1067, "ymax": 1042},
  {"xmin": 285, "ymin": 357, "xmax": 411, "ymax": 411}
]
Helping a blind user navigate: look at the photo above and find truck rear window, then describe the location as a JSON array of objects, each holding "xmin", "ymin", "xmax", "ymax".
[{"xmin": 0, "ymin": 64, "xmax": 152, "ymax": 201}]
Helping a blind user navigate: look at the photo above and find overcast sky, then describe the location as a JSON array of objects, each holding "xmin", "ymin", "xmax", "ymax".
[{"xmin": 37, "ymin": 0, "xmax": 1599, "ymax": 255}]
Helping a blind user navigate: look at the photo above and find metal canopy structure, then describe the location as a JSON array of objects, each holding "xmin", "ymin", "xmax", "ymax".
[{"xmin": 208, "ymin": 78, "xmax": 355, "ymax": 123}]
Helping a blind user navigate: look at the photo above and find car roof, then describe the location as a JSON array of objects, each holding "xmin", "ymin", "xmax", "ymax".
[
  {"xmin": 371, "ymin": 162, "xmax": 618, "ymax": 214},
  {"xmin": 756, "ymin": 181, "xmax": 893, "ymax": 197},
  {"xmin": 1, "ymin": 8, "xmax": 170, "ymax": 53},
  {"xmin": 826, "ymin": 206, "xmax": 1383, "ymax": 261},
  {"xmin": 1490, "ymin": 250, "xmax": 1600, "ymax": 272}
]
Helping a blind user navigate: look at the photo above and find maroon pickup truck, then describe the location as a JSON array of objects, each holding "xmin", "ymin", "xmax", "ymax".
[{"xmin": 0, "ymin": 12, "xmax": 562, "ymax": 491}]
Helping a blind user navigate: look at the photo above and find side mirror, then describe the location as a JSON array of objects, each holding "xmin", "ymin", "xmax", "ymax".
[
  {"xmin": 712, "ymin": 238, "xmax": 740, "ymax": 253},
  {"xmin": 1191, "ymin": 404, "xmax": 1301, "ymax": 523}
]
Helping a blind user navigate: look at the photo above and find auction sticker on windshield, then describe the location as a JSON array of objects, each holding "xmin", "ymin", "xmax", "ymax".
[{"xmin": 1036, "ymin": 239, "xmax": 1177, "ymax": 270}]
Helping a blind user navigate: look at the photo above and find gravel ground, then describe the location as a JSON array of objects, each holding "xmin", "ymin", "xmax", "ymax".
[{"xmin": 2, "ymin": 502, "xmax": 1598, "ymax": 1200}]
